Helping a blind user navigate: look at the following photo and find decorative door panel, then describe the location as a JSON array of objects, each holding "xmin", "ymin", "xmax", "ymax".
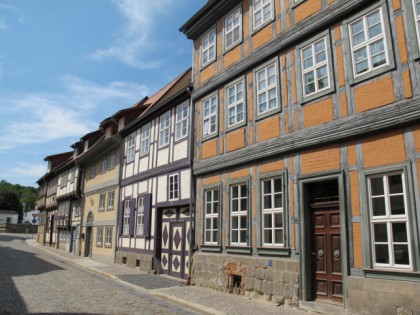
[
  {"xmin": 160, "ymin": 207, "xmax": 190, "ymax": 279},
  {"xmin": 310, "ymin": 207, "xmax": 343, "ymax": 304}
]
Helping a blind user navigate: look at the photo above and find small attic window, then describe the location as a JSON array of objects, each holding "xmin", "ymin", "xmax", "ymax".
[
  {"xmin": 118, "ymin": 118, "xmax": 125, "ymax": 131},
  {"xmin": 84, "ymin": 140, "xmax": 89, "ymax": 153},
  {"xmin": 105, "ymin": 127, "xmax": 112, "ymax": 139},
  {"xmin": 73, "ymin": 148, "xmax": 78, "ymax": 159}
]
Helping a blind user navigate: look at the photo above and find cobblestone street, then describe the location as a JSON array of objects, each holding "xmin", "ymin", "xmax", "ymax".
[{"xmin": 0, "ymin": 234, "xmax": 200, "ymax": 315}]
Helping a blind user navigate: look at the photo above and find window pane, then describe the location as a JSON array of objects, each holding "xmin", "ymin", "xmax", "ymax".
[
  {"xmin": 264, "ymin": 195, "xmax": 272, "ymax": 209},
  {"xmin": 214, "ymin": 190, "xmax": 219, "ymax": 201},
  {"xmin": 392, "ymin": 223, "xmax": 407, "ymax": 242},
  {"xmin": 232, "ymin": 200, "xmax": 238, "ymax": 212},
  {"xmin": 240, "ymin": 199, "xmax": 247, "ymax": 211},
  {"xmin": 388, "ymin": 174, "xmax": 403, "ymax": 194},
  {"xmin": 213, "ymin": 231, "xmax": 219, "ymax": 243},
  {"xmin": 264, "ymin": 214, "xmax": 272, "ymax": 228},
  {"xmin": 370, "ymin": 177, "xmax": 384, "ymax": 195},
  {"xmin": 265, "ymin": 230, "xmax": 272, "ymax": 243},
  {"xmin": 390, "ymin": 195, "xmax": 405, "ymax": 215},
  {"xmin": 241, "ymin": 185, "xmax": 247, "ymax": 197},
  {"xmin": 213, "ymin": 218, "xmax": 219, "ymax": 229},
  {"xmin": 232, "ymin": 230, "xmax": 238, "ymax": 243},
  {"xmin": 232, "ymin": 217, "xmax": 238, "ymax": 229},
  {"xmin": 274, "ymin": 194, "xmax": 282, "ymax": 208},
  {"xmin": 352, "ymin": 32, "xmax": 365, "ymax": 47},
  {"xmin": 394, "ymin": 245, "xmax": 409, "ymax": 265},
  {"xmin": 214, "ymin": 202, "xmax": 219, "ymax": 215},
  {"xmin": 240, "ymin": 216, "xmax": 247, "ymax": 228},
  {"xmin": 275, "ymin": 230, "xmax": 283, "ymax": 244},
  {"xmin": 232, "ymin": 186, "xmax": 238, "ymax": 198},
  {"xmin": 375, "ymin": 244, "xmax": 389, "ymax": 263},
  {"xmin": 372, "ymin": 52, "xmax": 386, "ymax": 68},
  {"xmin": 240, "ymin": 230, "xmax": 247, "ymax": 243},
  {"xmin": 372, "ymin": 197, "xmax": 386, "ymax": 216},
  {"xmin": 274, "ymin": 213, "xmax": 283, "ymax": 228},
  {"xmin": 206, "ymin": 203, "xmax": 212, "ymax": 215},
  {"xmin": 367, "ymin": 11, "xmax": 380, "ymax": 28},
  {"xmin": 206, "ymin": 231, "xmax": 211, "ymax": 242},
  {"xmin": 374, "ymin": 223, "xmax": 388, "ymax": 243}
]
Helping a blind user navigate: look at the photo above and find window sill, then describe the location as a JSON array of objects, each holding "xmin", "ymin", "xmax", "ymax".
[
  {"xmin": 256, "ymin": 247, "xmax": 290, "ymax": 256},
  {"xmin": 363, "ymin": 268, "xmax": 420, "ymax": 282},
  {"xmin": 201, "ymin": 245, "xmax": 223, "ymax": 253},
  {"xmin": 226, "ymin": 246, "xmax": 252, "ymax": 255}
]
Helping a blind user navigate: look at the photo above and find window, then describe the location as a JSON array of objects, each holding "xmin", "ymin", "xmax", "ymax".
[
  {"xmin": 73, "ymin": 200, "xmax": 82, "ymax": 217},
  {"xmin": 96, "ymin": 227, "xmax": 103, "ymax": 247},
  {"xmin": 253, "ymin": 0, "xmax": 274, "ymax": 31},
  {"xmin": 301, "ymin": 37, "xmax": 330, "ymax": 97},
  {"xmin": 99, "ymin": 193, "xmax": 105, "ymax": 211},
  {"xmin": 105, "ymin": 127, "xmax": 112, "ymax": 139},
  {"xmin": 201, "ymin": 27, "xmax": 216, "ymax": 67},
  {"xmin": 169, "ymin": 174, "xmax": 179, "ymax": 200},
  {"xmin": 414, "ymin": 0, "xmax": 420, "ymax": 49},
  {"xmin": 90, "ymin": 163, "xmax": 96, "ymax": 179},
  {"xmin": 204, "ymin": 188, "xmax": 220, "ymax": 244},
  {"xmin": 100, "ymin": 156, "xmax": 107, "ymax": 173},
  {"xmin": 202, "ymin": 94, "xmax": 218, "ymax": 139},
  {"xmin": 261, "ymin": 177, "xmax": 284, "ymax": 246},
  {"xmin": 367, "ymin": 171, "xmax": 412, "ymax": 270},
  {"xmin": 348, "ymin": 7, "xmax": 389, "ymax": 78},
  {"xmin": 136, "ymin": 197, "xmax": 144, "ymax": 235},
  {"xmin": 255, "ymin": 62, "xmax": 279, "ymax": 116},
  {"xmin": 109, "ymin": 151, "xmax": 116, "ymax": 170},
  {"xmin": 84, "ymin": 141, "xmax": 89, "ymax": 153},
  {"xmin": 127, "ymin": 132, "xmax": 136, "ymax": 162},
  {"xmin": 159, "ymin": 111, "xmax": 171, "ymax": 148},
  {"xmin": 175, "ymin": 101, "xmax": 189, "ymax": 141},
  {"xmin": 224, "ymin": 7, "xmax": 242, "ymax": 51},
  {"xmin": 105, "ymin": 227, "xmax": 112, "ymax": 247},
  {"xmin": 226, "ymin": 79, "xmax": 245, "ymax": 129},
  {"xmin": 230, "ymin": 183, "xmax": 248, "ymax": 245},
  {"xmin": 107, "ymin": 191, "xmax": 114, "ymax": 210},
  {"xmin": 140, "ymin": 123, "xmax": 151, "ymax": 156},
  {"xmin": 123, "ymin": 200, "xmax": 130, "ymax": 235}
]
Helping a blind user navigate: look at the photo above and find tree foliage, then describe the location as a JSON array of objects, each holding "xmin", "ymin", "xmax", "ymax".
[
  {"xmin": 0, "ymin": 180, "xmax": 37, "ymax": 211},
  {"xmin": 0, "ymin": 191, "xmax": 22, "ymax": 215}
]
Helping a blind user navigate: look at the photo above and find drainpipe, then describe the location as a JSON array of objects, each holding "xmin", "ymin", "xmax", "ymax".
[{"xmin": 187, "ymin": 82, "xmax": 195, "ymax": 285}]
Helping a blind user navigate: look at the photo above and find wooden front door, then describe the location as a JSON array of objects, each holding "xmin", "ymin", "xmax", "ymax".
[
  {"xmin": 310, "ymin": 203, "xmax": 343, "ymax": 303},
  {"xmin": 161, "ymin": 207, "xmax": 190, "ymax": 279}
]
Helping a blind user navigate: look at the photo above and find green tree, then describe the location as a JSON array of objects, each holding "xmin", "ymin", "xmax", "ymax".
[
  {"xmin": 0, "ymin": 180, "xmax": 37, "ymax": 212},
  {"xmin": 0, "ymin": 191, "xmax": 22, "ymax": 217}
]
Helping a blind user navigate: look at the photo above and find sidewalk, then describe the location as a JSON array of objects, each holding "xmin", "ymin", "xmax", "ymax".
[{"xmin": 26, "ymin": 238, "xmax": 318, "ymax": 315}]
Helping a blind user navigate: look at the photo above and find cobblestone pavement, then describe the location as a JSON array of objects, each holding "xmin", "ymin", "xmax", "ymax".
[{"xmin": 0, "ymin": 234, "xmax": 200, "ymax": 315}]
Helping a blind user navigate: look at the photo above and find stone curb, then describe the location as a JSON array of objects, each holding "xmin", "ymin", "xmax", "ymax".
[{"xmin": 25, "ymin": 239, "xmax": 221, "ymax": 315}]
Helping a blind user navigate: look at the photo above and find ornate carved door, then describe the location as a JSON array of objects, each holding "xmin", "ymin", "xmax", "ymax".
[{"xmin": 310, "ymin": 203, "xmax": 343, "ymax": 303}]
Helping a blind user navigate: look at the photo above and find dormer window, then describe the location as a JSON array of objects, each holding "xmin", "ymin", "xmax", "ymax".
[
  {"xmin": 118, "ymin": 118, "xmax": 125, "ymax": 131},
  {"xmin": 84, "ymin": 141, "xmax": 89, "ymax": 153},
  {"xmin": 48, "ymin": 162, "xmax": 52, "ymax": 172},
  {"xmin": 73, "ymin": 148, "xmax": 78, "ymax": 159},
  {"xmin": 105, "ymin": 127, "xmax": 112, "ymax": 139}
]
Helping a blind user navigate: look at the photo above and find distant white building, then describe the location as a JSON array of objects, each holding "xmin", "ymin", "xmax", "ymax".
[
  {"xmin": 22, "ymin": 210, "xmax": 40, "ymax": 225},
  {"xmin": 0, "ymin": 210, "xmax": 19, "ymax": 224}
]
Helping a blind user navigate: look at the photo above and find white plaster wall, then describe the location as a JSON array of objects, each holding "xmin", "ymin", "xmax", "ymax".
[
  {"xmin": 157, "ymin": 175, "xmax": 167, "ymax": 203},
  {"xmin": 138, "ymin": 180, "xmax": 148, "ymax": 195},
  {"xmin": 157, "ymin": 148, "xmax": 169, "ymax": 167},
  {"xmin": 173, "ymin": 141, "xmax": 188, "ymax": 161},
  {"xmin": 180, "ymin": 169, "xmax": 191, "ymax": 200},
  {"xmin": 139, "ymin": 156, "xmax": 149, "ymax": 173}
]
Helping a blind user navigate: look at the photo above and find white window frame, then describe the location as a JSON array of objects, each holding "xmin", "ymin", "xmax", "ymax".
[
  {"xmin": 252, "ymin": 0, "xmax": 274, "ymax": 31},
  {"xmin": 107, "ymin": 191, "xmax": 114, "ymax": 210},
  {"xmin": 224, "ymin": 6, "xmax": 242, "ymax": 51},
  {"xmin": 123, "ymin": 200, "xmax": 130, "ymax": 235},
  {"xmin": 175, "ymin": 101, "xmax": 189, "ymax": 141},
  {"xmin": 96, "ymin": 227, "xmax": 103, "ymax": 247},
  {"xmin": 105, "ymin": 226, "xmax": 112, "ymax": 247},
  {"xmin": 230, "ymin": 183, "xmax": 248, "ymax": 246},
  {"xmin": 367, "ymin": 171, "xmax": 412, "ymax": 270},
  {"xmin": 99, "ymin": 193, "xmax": 106, "ymax": 211},
  {"xmin": 140, "ymin": 123, "xmax": 151, "ymax": 156},
  {"xmin": 255, "ymin": 61, "xmax": 279, "ymax": 117},
  {"xmin": 261, "ymin": 177, "xmax": 284, "ymax": 247},
  {"xmin": 300, "ymin": 37, "xmax": 330, "ymax": 97},
  {"xmin": 84, "ymin": 141, "xmax": 89, "ymax": 153},
  {"xmin": 226, "ymin": 79, "xmax": 245, "ymax": 129},
  {"xmin": 169, "ymin": 174, "xmax": 179, "ymax": 201},
  {"xmin": 349, "ymin": 7, "xmax": 388, "ymax": 78},
  {"xmin": 201, "ymin": 27, "xmax": 216, "ymax": 68},
  {"xmin": 136, "ymin": 197, "xmax": 144, "ymax": 235},
  {"xmin": 204, "ymin": 188, "xmax": 220, "ymax": 245},
  {"xmin": 159, "ymin": 111, "xmax": 171, "ymax": 148},
  {"xmin": 100, "ymin": 156, "xmax": 107, "ymax": 174},
  {"xmin": 202, "ymin": 94, "xmax": 218, "ymax": 140},
  {"xmin": 126, "ymin": 132, "xmax": 136, "ymax": 162},
  {"xmin": 109, "ymin": 151, "xmax": 116, "ymax": 170}
]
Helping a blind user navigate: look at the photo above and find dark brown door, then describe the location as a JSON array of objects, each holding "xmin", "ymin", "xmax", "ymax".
[{"xmin": 310, "ymin": 204, "xmax": 343, "ymax": 304}]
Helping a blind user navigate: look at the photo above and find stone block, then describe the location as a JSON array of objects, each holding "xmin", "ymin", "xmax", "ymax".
[
  {"xmin": 273, "ymin": 281, "xmax": 284, "ymax": 295},
  {"xmin": 273, "ymin": 295, "xmax": 285, "ymax": 305},
  {"xmin": 348, "ymin": 276, "xmax": 363, "ymax": 291},
  {"xmin": 262, "ymin": 280, "xmax": 273, "ymax": 295},
  {"xmin": 247, "ymin": 267, "xmax": 255, "ymax": 278},
  {"xmin": 287, "ymin": 260, "xmax": 299, "ymax": 273},
  {"xmin": 374, "ymin": 279, "xmax": 396, "ymax": 294},
  {"xmin": 288, "ymin": 272, "xmax": 299, "ymax": 285},
  {"xmin": 265, "ymin": 268, "xmax": 273, "ymax": 281},
  {"xmin": 256, "ymin": 267, "xmax": 265, "ymax": 280},
  {"xmin": 273, "ymin": 259, "xmax": 286, "ymax": 271},
  {"xmin": 254, "ymin": 279, "xmax": 263, "ymax": 294},
  {"xmin": 274, "ymin": 271, "xmax": 285, "ymax": 282},
  {"xmin": 244, "ymin": 277, "xmax": 254, "ymax": 291},
  {"xmin": 283, "ymin": 284, "xmax": 293, "ymax": 298}
]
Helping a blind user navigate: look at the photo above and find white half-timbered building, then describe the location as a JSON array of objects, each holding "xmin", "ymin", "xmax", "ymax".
[{"xmin": 116, "ymin": 69, "xmax": 193, "ymax": 280}]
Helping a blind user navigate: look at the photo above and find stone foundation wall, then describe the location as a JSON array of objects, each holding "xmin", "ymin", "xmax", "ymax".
[
  {"xmin": 348, "ymin": 276, "xmax": 420, "ymax": 315},
  {"xmin": 191, "ymin": 252, "xmax": 299, "ymax": 307},
  {"xmin": 115, "ymin": 250, "xmax": 154, "ymax": 273}
]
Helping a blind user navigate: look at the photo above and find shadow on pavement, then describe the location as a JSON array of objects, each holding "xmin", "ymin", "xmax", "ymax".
[
  {"xmin": 0, "ymin": 234, "xmax": 64, "ymax": 314},
  {"xmin": 118, "ymin": 273, "xmax": 184, "ymax": 290}
]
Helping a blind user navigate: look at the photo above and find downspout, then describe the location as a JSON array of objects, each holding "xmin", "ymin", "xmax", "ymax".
[
  {"xmin": 187, "ymin": 81, "xmax": 195, "ymax": 285},
  {"xmin": 76, "ymin": 163, "xmax": 84, "ymax": 257}
]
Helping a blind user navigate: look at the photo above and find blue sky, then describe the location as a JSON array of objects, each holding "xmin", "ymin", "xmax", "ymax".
[{"xmin": 0, "ymin": 0, "xmax": 205, "ymax": 187}]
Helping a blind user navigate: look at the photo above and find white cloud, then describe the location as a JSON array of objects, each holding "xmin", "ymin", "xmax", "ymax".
[
  {"xmin": 3, "ymin": 163, "xmax": 46, "ymax": 180},
  {"xmin": 90, "ymin": 0, "xmax": 173, "ymax": 69},
  {"xmin": 0, "ymin": 76, "xmax": 150, "ymax": 149},
  {"xmin": 0, "ymin": 18, "xmax": 7, "ymax": 30}
]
